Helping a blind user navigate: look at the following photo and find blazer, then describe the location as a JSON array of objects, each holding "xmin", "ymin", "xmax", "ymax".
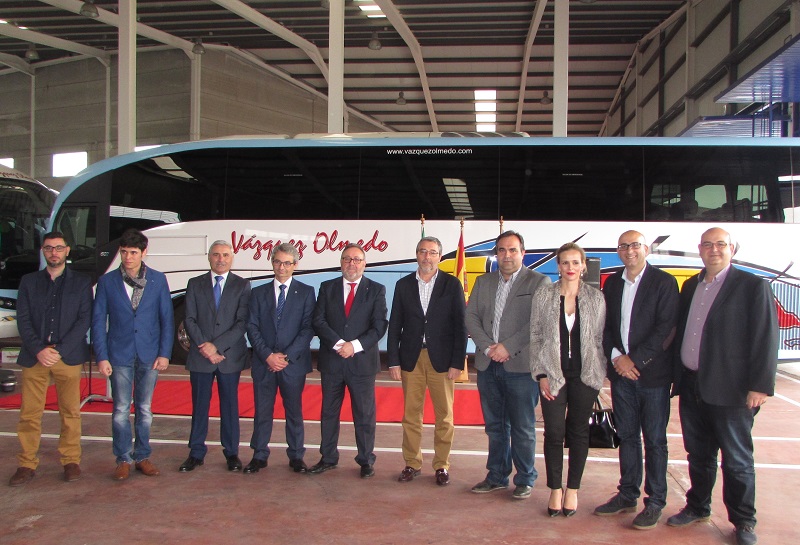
[
  {"xmin": 530, "ymin": 279, "xmax": 607, "ymax": 396},
  {"xmin": 602, "ymin": 263, "xmax": 679, "ymax": 388},
  {"xmin": 673, "ymin": 266, "xmax": 778, "ymax": 406},
  {"xmin": 247, "ymin": 278, "xmax": 316, "ymax": 376},
  {"xmin": 92, "ymin": 266, "xmax": 174, "ymax": 366},
  {"xmin": 184, "ymin": 271, "xmax": 251, "ymax": 374},
  {"xmin": 313, "ymin": 276, "xmax": 388, "ymax": 376},
  {"xmin": 466, "ymin": 266, "xmax": 550, "ymax": 373},
  {"xmin": 16, "ymin": 267, "xmax": 93, "ymax": 367},
  {"xmin": 387, "ymin": 271, "xmax": 467, "ymax": 373}
]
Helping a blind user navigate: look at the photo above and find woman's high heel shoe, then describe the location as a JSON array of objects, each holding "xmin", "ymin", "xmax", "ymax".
[
  {"xmin": 547, "ymin": 489, "xmax": 563, "ymax": 517},
  {"xmin": 562, "ymin": 488, "xmax": 578, "ymax": 517}
]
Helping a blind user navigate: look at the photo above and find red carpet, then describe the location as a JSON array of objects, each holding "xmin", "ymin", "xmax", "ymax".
[{"xmin": 0, "ymin": 378, "xmax": 486, "ymax": 426}]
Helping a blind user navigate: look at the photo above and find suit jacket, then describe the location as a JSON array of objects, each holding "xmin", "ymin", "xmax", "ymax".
[
  {"xmin": 313, "ymin": 276, "xmax": 388, "ymax": 376},
  {"xmin": 184, "ymin": 271, "xmax": 251, "ymax": 374},
  {"xmin": 673, "ymin": 266, "xmax": 778, "ymax": 406},
  {"xmin": 92, "ymin": 266, "xmax": 174, "ymax": 366},
  {"xmin": 16, "ymin": 267, "xmax": 93, "ymax": 367},
  {"xmin": 387, "ymin": 271, "xmax": 467, "ymax": 373},
  {"xmin": 247, "ymin": 278, "xmax": 316, "ymax": 377},
  {"xmin": 530, "ymin": 280, "xmax": 607, "ymax": 395},
  {"xmin": 602, "ymin": 263, "xmax": 679, "ymax": 388},
  {"xmin": 466, "ymin": 266, "xmax": 551, "ymax": 373}
]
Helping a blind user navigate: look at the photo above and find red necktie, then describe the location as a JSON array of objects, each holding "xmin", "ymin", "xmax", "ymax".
[{"xmin": 344, "ymin": 283, "xmax": 356, "ymax": 317}]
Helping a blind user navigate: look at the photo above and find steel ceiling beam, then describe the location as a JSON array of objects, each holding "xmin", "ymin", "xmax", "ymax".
[{"xmin": 515, "ymin": 0, "xmax": 549, "ymax": 131}]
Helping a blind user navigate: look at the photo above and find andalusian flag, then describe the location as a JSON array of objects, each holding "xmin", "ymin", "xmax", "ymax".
[{"xmin": 455, "ymin": 225, "xmax": 468, "ymax": 302}]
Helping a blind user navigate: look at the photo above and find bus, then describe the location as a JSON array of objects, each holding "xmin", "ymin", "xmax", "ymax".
[
  {"xmin": 45, "ymin": 134, "xmax": 800, "ymax": 362},
  {"xmin": 0, "ymin": 167, "xmax": 58, "ymax": 344}
]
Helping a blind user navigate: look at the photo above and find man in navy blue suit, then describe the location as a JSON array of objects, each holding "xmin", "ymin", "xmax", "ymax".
[
  {"xmin": 310, "ymin": 243, "xmax": 388, "ymax": 478},
  {"xmin": 9, "ymin": 231, "xmax": 92, "ymax": 487},
  {"xmin": 93, "ymin": 228, "xmax": 174, "ymax": 481},
  {"xmin": 244, "ymin": 243, "xmax": 316, "ymax": 474},
  {"xmin": 595, "ymin": 230, "xmax": 678, "ymax": 529},
  {"xmin": 179, "ymin": 240, "xmax": 251, "ymax": 473}
]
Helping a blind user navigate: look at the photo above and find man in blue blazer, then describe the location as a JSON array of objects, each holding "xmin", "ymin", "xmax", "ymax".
[
  {"xmin": 387, "ymin": 236, "xmax": 467, "ymax": 486},
  {"xmin": 9, "ymin": 231, "xmax": 92, "ymax": 487},
  {"xmin": 244, "ymin": 243, "xmax": 315, "ymax": 474},
  {"xmin": 595, "ymin": 230, "xmax": 678, "ymax": 529},
  {"xmin": 93, "ymin": 228, "xmax": 174, "ymax": 481},
  {"xmin": 310, "ymin": 243, "xmax": 388, "ymax": 478},
  {"xmin": 667, "ymin": 227, "xmax": 778, "ymax": 545},
  {"xmin": 179, "ymin": 240, "xmax": 251, "ymax": 473}
]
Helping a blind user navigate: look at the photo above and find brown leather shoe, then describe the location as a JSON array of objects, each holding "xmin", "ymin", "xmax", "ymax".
[
  {"xmin": 9, "ymin": 467, "xmax": 35, "ymax": 487},
  {"xmin": 398, "ymin": 466, "xmax": 421, "ymax": 482},
  {"xmin": 135, "ymin": 459, "xmax": 161, "ymax": 477},
  {"xmin": 63, "ymin": 463, "xmax": 81, "ymax": 482},
  {"xmin": 435, "ymin": 468, "xmax": 450, "ymax": 486},
  {"xmin": 113, "ymin": 462, "xmax": 131, "ymax": 481}
]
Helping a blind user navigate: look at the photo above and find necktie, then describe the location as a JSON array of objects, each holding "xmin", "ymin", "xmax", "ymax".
[
  {"xmin": 276, "ymin": 284, "xmax": 286, "ymax": 322},
  {"xmin": 213, "ymin": 275, "xmax": 223, "ymax": 309},
  {"xmin": 344, "ymin": 282, "xmax": 356, "ymax": 317}
]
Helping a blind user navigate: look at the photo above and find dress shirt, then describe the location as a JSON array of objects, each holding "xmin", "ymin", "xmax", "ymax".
[
  {"xmin": 211, "ymin": 270, "xmax": 230, "ymax": 291},
  {"xmin": 611, "ymin": 265, "xmax": 646, "ymax": 362},
  {"xmin": 43, "ymin": 270, "xmax": 65, "ymax": 344},
  {"xmin": 417, "ymin": 269, "xmax": 438, "ymax": 344},
  {"xmin": 273, "ymin": 276, "xmax": 293, "ymax": 304},
  {"xmin": 680, "ymin": 264, "xmax": 731, "ymax": 371},
  {"xmin": 335, "ymin": 277, "xmax": 364, "ymax": 354},
  {"xmin": 488, "ymin": 267, "xmax": 521, "ymax": 354}
]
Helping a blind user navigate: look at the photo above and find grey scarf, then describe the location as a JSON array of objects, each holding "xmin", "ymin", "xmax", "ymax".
[{"xmin": 120, "ymin": 262, "xmax": 147, "ymax": 310}]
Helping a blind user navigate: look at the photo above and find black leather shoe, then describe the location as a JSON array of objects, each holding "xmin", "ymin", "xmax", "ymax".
[
  {"xmin": 289, "ymin": 459, "xmax": 308, "ymax": 473},
  {"xmin": 243, "ymin": 458, "xmax": 267, "ymax": 474},
  {"xmin": 226, "ymin": 455, "xmax": 243, "ymax": 472},
  {"xmin": 179, "ymin": 456, "xmax": 204, "ymax": 472},
  {"xmin": 435, "ymin": 468, "xmax": 450, "ymax": 486},
  {"xmin": 307, "ymin": 461, "xmax": 337, "ymax": 475},
  {"xmin": 360, "ymin": 464, "xmax": 375, "ymax": 479}
]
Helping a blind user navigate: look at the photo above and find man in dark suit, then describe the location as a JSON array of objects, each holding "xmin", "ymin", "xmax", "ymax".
[
  {"xmin": 309, "ymin": 243, "xmax": 388, "ymax": 478},
  {"xmin": 667, "ymin": 227, "xmax": 778, "ymax": 545},
  {"xmin": 595, "ymin": 230, "xmax": 678, "ymax": 529},
  {"xmin": 465, "ymin": 230, "xmax": 550, "ymax": 499},
  {"xmin": 9, "ymin": 231, "xmax": 92, "ymax": 487},
  {"xmin": 387, "ymin": 236, "xmax": 467, "ymax": 486},
  {"xmin": 93, "ymin": 228, "xmax": 174, "ymax": 481},
  {"xmin": 244, "ymin": 243, "xmax": 315, "ymax": 475},
  {"xmin": 179, "ymin": 240, "xmax": 251, "ymax": 473}
]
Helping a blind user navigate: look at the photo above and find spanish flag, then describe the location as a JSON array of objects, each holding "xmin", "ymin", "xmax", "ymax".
[{"xmin": 455, "ymin": 225, "xmax": 468, "ymax": 302}]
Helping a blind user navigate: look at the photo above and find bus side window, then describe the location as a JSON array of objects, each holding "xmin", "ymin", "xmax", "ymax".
[{"xmin": 54, "ymin": 206, "xmax": 97, "ymax": 265}]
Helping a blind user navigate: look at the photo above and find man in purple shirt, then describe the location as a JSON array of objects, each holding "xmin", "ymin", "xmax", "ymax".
[{"xmin": 668, "ymin": 227, "xmax": 778, "ymax": 545}]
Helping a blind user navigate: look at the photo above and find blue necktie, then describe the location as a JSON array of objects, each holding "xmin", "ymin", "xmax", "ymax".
[
  {"xmin": 276, "ymin": 284, "xmax": 286, "ymax": 322},
  {"xmin": 213, "ymin": 275, "xmax": 223, "ymax": 309}
]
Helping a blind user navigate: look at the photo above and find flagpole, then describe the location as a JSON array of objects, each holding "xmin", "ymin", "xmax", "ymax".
[{"xmin": 455, "ymin": 216, "xmax": 470, "ymax": 383}]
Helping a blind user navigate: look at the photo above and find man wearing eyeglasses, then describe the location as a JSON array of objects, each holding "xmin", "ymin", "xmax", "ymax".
[
  {"xmin": 244, "ymin": 243, "xmax": 315, "ymax": 475},
  {"xmin": 179, "ymin": 240, "xmax": 251, "ymax": 474},
  {"xmin": 387, "ymin": 236, "xmax": 467, "ymax": 486},
  {"xmin": 9, "ymin": 232, "xmax": 92, "ymax": 487},
  {"xmin": 594, "ymin": 231, "xmax": 678, "ymax": 529},
  {"xmin": 310, "ymin": 243, "xmax": 388, "ymax": 478},
  {"xmin": 667, "ymin": 227, "xmax": 777, "ymax": 545}
]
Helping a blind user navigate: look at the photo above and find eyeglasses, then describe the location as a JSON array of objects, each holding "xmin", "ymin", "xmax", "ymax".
[
  {"xmin": 271, "ymin": 260, "xmax": 295, "ymax": 268},
  {"xmin": 42, "ymin": 245, "xmax": 67, "ymax": 253},
  {"xmin": 617, "ymin": 242, "xmax": 642, "ymax": 251},
  {"xmin": 701, "ymin": 241, "xmax": 729, "ymax": 249},
  {"xmin": 341, "ymin": 257, "xmax": 365, "ymax": 264},
  {"xmin": 417, "ymin": 249, "xmax": 440, "ymax": 257}
]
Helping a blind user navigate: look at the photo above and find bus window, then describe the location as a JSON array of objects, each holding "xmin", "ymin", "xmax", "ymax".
[{"xmin": 53, "ymin": 206, "xmax": 97, "ymax": 268}]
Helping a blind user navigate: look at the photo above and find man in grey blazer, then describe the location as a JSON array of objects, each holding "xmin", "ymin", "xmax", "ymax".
[
  {"xmin": 466, "ymin": 230, "xmax": 550, "ymax": 499},
  {"xmin": 179, "ymin": 240, "xmax": 251, "ymax": 473}
]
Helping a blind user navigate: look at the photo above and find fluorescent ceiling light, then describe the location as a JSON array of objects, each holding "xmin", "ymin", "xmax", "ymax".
[
  {"xmin": 358, "ymin": 5, "xmax": 381, "ymax": 11},
  {"xmin": 474, "ymin": 90, "xmax": 497, "ymax": 101},
  {"xmin": 476, "ymin": 124, "xmax": 496, "ymax": 132},
  {"xmin": 474, "ymin": 102, "xmax": 496, "ymax": 112},
  {"xmin": 476, "ymin": 113, "xmax": 496, "ymax": 123}
]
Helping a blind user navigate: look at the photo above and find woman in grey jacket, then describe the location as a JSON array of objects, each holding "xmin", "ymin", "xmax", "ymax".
[{"xmin": 530, "ymin": 242, "xmax": 606, "ymax": 518}]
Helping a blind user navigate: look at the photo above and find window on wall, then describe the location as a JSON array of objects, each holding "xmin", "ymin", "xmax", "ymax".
[
  {"xmin": 52, "ymin": 151, "xmax": 88, "ymax": 177},
  {"xmin": 0, "ymin": 158, "xmax": 13, "ymax": 169}
]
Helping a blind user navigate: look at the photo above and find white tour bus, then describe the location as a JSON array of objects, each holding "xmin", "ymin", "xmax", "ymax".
[
  {"xmin": 44, "ymin": 134, "xmax": 800, "ymax": 362},
  {"xmin": 0, "ymin": 167, "xmax": 58, "ymax": 346}
]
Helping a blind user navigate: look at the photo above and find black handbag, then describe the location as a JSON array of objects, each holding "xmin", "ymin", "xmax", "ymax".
[{"xmin": 565, "ymin": 396, "xmax": 620, "ymax": 449}]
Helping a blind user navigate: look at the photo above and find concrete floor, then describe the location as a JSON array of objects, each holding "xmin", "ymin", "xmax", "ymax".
[{"xmin": 1, "ymin": 362, "xmax": 799, "ymax": 545}]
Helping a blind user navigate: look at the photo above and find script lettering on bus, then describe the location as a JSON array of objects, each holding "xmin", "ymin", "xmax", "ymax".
[
  {"xmin": 230, "ymin": 232, "xmax": 308, "ymax": 261},
  {"xmin": 313, "ymin": 230, "xmax": 389, "ymax": 254}
]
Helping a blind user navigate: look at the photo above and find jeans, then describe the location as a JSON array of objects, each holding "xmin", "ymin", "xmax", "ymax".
[
  {"xmin": 110, "ymin": 359, "xmax": 159, "ymax": 464},
  {"xmin": 539, "ymin": 376, "xmax": 598, "ymax": 489},
  {"xmin": 679, "ymin": 371, "xmax": 758, "ymax": 527},
  {"xmin": 611, "ymin": 377, "xmax": 670, "ymax": 509},
  {"xmin": 477, "ymin": 361, "xmax": 539, "ymax": 487}
]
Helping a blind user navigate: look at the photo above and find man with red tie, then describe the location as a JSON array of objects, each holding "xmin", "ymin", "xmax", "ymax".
[{"xmin": 309, "ymin": 243, "xmax": 388, "ymax": 478}]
